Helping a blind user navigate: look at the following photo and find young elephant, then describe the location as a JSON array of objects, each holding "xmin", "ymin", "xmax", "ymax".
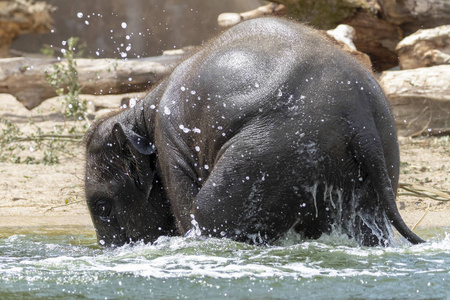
[{"xmin": 85, "ymin": 17, "xmax": 424, "ymax": 247}]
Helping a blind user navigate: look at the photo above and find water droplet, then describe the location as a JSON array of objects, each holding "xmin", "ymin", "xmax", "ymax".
[
  {"xmin": 85, "ymin": 20, "xmax": 90, "ymax": 25},
  {"xmin": 121, "ymin": 22, "xmax": 127, "ymax": 29},
  {"xmin": 204, "ymin": 164, "xmax": 209, "ymax": 170},
  {"xmin": 77, "ymin": 12, "xmax": 83, "ymax": 18},
  {"xmin": 195, "ymin": 146, "xmax": 200, "ymax": 152},
  {"xmin": 180, "ymin": 86, "xmax": 186, "ymax": 91},
  {"xmin": 164, "ymin": 106, "xmax": 171, "ymax": 115}
]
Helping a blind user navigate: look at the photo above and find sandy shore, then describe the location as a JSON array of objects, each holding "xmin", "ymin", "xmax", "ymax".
[{"xmin": 1, "ymin": 93, "xmax": 449, "ymax": 236}]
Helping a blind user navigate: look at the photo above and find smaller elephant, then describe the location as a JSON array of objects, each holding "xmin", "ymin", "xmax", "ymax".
[{"xmin": 84, "ymin": 17, "xmax": 424, "ymax": 247}]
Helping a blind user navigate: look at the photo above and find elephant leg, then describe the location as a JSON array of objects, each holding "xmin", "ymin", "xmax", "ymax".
[{"xmin": 188, "ymin": 151, "xmax": 302, "ymax": 244}]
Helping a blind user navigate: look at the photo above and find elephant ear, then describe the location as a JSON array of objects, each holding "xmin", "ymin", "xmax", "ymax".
[
  {"xmin": 113, "ymin": 123, "xmax": 156, "ymax": 156},
  {"xmin": 113, "ymin": 123, "xmax": 157, "ymax": 191}
]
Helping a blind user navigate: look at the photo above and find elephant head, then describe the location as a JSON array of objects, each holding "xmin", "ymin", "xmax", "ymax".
[{"xmin": 84, "ymin": 114, "xmax": 175, "ymax": 247}]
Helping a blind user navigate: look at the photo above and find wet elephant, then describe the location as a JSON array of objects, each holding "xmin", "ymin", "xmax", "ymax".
[{"xmin": 84, "ymin": 17, "xmax": 424, "ymax": 247}]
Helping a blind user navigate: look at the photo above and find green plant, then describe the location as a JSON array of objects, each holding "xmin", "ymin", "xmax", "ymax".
[
  {"xmin": 0, "ymin": 118, "xmax": 85, "ymax": 165},
  {"xmin": 45, "ymin": 37, "xmax": 88, "ymax": 121},
  {"xmin": 0, "ymin": 37, "xmax": 92, "ymax": 165},
  {"xmin": 40, "ymin": 44, "xmax": 55, "ymax": 57}
]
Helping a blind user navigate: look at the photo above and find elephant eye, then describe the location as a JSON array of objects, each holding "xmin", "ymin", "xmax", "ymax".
[{"xmin": 96, "ymin": 200, "xmax": 113, "ymax": 222}]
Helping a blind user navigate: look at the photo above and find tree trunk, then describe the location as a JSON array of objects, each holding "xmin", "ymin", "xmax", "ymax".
[{"xmin": 0, "ymin": 53, "xmax": 184, "ymax": 109}]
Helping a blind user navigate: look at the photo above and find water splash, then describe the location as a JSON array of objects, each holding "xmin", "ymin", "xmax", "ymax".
[
  {"xmin": 184, "ymin": 214, "xmax": 202, "ymax": 238},
  {"xmin": 1, "ymin": 230, "xmax": 449, "ymax": 299},
  {"xmin": 301, "ymin": 181, "xmax": 396, "ymax": 246}
]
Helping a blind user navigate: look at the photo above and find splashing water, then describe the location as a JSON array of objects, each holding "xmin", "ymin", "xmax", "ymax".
[{"xmin": 0, "ymin": 227, "xmax": 449, "ymax": 299}]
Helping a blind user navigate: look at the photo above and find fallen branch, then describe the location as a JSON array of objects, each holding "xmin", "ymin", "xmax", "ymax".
[
  {"xmin": 15, "ymin": 134, "xmax": 84, "ymax": 142},
  {"xmin": 44, "ymin": 200, "xmax": 83, "ymax": 213},
  {"xmin": 398, "ymin": 182, "xmax": 450, "ymax": 202},
  {"xmin": 411, "ymin": 203, "xmax": 430, "ymax": 231}
]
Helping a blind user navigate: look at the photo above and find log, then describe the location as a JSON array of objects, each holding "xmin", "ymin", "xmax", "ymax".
[
  {"xmin": 0, "ymin": 52, "xmax": 185, "ymax": 109},
  {"xmin": 396, "ymin": 25, "xmax": 450, "ymax": 70},
  {"xmin": 0, "ymin": 0, "xmax": 55, "ymax": 57},
  {"xmin": 379, "ymin": 65, "xmax": 450, "ymax": 137},
  {"xmin": 217, "ymin": 3, "xmax": 286, "ymax": 27}
]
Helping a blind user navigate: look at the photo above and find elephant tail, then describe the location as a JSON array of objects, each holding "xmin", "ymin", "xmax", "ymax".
[{"xmin": 351, "ymin": 131, "xmax": 425, "ymax": 245}]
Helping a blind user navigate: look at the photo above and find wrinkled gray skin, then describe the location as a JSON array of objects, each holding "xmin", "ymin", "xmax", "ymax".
[{"xmin": 85, "ymin": 17, "xmax": 424, "ymax": 247}]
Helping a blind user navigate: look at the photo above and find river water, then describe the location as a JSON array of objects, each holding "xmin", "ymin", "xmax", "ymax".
[{"xmin": 1, "ymin": 226, "xmax": 449, "ymax": 299}]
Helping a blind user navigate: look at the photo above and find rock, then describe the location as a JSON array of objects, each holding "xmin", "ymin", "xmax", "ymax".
[
  {"xmin": 396, "ymin": 25, "xmax": 450, "ymax": 69},
  {"xmin": 379, "ymin": 65, "xmax": 450, "ymax": 136},
  {"xmin": 379, "ymin": 0, "xmax": 450, "ymax": 32},
  {"xmin": 0, "ymin": 0, "xmax": 55, "ymax": 57},
  {"xmin": 327, "ymin": 24, "xmax": 356, "ymax": 50},
  {"xmin": 323, "ymin": 26, "xmax": 373, "ymax": 71}
]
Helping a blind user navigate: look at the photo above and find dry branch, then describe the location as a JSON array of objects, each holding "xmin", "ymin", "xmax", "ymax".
[{"xmin": 398, "ymin": 183, "xmax": 450, "ymax": 202}]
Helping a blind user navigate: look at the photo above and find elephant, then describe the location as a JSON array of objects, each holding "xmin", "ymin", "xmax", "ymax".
[{"xmin": 84, "ymin": 17, "xmax": 424, "ymax": 247}]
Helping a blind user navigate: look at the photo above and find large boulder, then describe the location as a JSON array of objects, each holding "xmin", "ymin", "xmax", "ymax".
[
  {"xmin": 380, "ymin": 65, "xmax": 450, "ymax": 136},
  {"xmin": 396, "ymin": 25, "xmax": 450, "ymax": 70}
]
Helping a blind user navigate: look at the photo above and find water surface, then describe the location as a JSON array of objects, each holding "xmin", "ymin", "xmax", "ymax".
[{"xmin": 1, "ymin": 226, "xmax": 449, "ymax": 299}]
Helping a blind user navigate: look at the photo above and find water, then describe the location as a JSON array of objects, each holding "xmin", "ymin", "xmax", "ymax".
[{"xmin": 1, "ymin": 227, "xmax": 449, "ymax": 299}]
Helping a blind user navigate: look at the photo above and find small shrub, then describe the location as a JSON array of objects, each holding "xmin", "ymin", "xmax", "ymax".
[
  {"xmin": 45, "ymin": 37, "xmax": 88, "ymax": 121},
  {"xmin": 0, "ymin": 37, "xmax": 90, "ymax": 165}
]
